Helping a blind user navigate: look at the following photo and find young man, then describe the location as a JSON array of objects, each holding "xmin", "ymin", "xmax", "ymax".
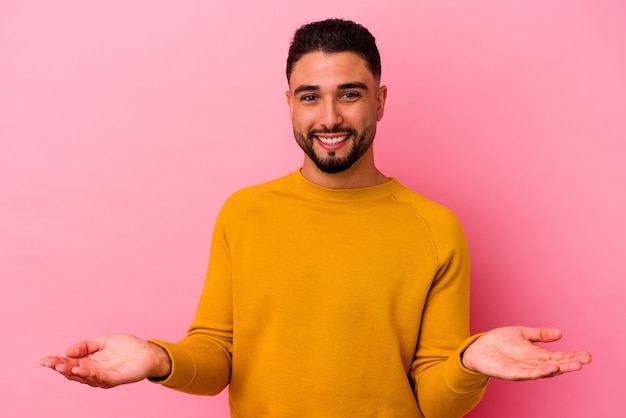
[{"xmin": 41, "ymin": 19, "xmax": 591, "ymax": 417}]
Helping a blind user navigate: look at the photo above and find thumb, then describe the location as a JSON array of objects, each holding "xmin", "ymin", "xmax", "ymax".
[
  {"xmin": 66, "ymin": 339, "xmax": 103, "ymax": 358},
  {"xmin": 523, "ymin": 326, "xmax": 563, "ymax": 343}
]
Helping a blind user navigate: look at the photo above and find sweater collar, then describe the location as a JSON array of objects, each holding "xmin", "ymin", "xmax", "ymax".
[{"xmin": 289, "ymin": 169, "xmax": 404, "ymax": 203}]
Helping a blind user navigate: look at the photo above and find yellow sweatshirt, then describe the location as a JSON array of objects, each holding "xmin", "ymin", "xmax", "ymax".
[{"xmin": 151, "ymin": 170, "xmax": 489, "ymax": 417}]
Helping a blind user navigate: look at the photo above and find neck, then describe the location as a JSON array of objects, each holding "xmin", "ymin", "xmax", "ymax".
[{"xmin": 300, "ymin": 150, "xmax": 389, "ymax": 189}]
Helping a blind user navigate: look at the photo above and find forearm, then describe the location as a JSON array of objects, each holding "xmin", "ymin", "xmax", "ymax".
[{"xmin": 414, "ymin": 335, "xmax": 489, "ymax": 418}]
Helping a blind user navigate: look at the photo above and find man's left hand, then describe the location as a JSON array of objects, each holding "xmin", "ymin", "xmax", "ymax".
[{"xmin": 462, "ymin": 326, "xmax": 591, "ymax": 380}]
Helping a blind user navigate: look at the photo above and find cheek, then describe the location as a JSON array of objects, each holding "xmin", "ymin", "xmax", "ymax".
[
  {"xmin": 292, "ymin": 109, "xmax": 317, "ymax": 129},
  {"xmin": 344, "ymin": 107, "xmax": 375, "ymax": 126}
]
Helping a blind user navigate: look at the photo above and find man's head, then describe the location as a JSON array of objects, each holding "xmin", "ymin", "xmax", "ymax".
[
  {"xmin": 286, "ymin": 19, "xmax": 387, "ymax": 180},
  {"xmin": 286, "ymin": 18, "xmax": 381, "ymax": 84}
]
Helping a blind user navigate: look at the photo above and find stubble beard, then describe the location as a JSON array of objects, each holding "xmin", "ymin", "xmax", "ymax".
[{"xmin": 293, "ymin": 125, "xmax": 376, "ymax": 174}]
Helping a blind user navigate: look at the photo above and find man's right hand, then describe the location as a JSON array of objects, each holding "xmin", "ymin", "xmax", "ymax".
[{"xmin": 40, "ymin": 333, "xmax": 171, "ymax": 388}]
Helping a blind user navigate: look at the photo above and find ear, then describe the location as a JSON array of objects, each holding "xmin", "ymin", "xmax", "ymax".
[
  {"xmin": 376, "ymin": 85, "xmax": 388, "ymax": 121},
  {"xmin": 286, "ymin": 90, "xmax": 294, "ymax": 119}
]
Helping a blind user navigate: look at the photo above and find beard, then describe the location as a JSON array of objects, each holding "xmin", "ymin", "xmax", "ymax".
[{"xmin": 293, "ymin": 124, "xmax": 377, "ymax": 174}]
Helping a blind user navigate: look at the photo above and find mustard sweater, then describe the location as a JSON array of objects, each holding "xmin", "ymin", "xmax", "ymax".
[{"xmin": 151, "ymin": 170, "xmax": 488, "ymax": 417}]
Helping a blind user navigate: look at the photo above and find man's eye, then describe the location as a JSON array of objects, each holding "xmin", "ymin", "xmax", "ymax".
[
  {"xmin": 301, "ymin": 95, "xmax": 318, "ymax": 102},
  {"xmin": 342, "ymin": 92, "xmax": 361, "ymax": 99}
]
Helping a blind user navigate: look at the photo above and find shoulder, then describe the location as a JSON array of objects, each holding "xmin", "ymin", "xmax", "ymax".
[
  {"xmin": 217, "ymin": 173, "xmax": 293, "ymax": 222},
  {"xmin": 393, "ymin": 184, "xmax": 461, "ymax": 225},
  {"xmin": 392, "ymin": 183, "xmax": 466, "ymax": 242},
  {"xmin": 225, "ymin": 174, "xmax": 291, "ymax": 205}
]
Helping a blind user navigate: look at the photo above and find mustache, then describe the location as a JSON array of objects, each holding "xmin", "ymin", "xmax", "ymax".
[{"xmin": 307, "ymin": 127, "xmax": 358, "ymax": 140}]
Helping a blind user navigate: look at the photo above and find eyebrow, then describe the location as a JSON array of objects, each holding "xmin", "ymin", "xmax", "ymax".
[
  {"xmin": 293, "ymin": 82, "xmax": 369, "ymax": 95},
  {"xmin": 338, "ymin": 82, "xmax": 368, "ymax": 91}
]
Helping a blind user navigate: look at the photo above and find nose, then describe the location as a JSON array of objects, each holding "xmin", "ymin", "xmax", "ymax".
[{"xmin": 319, "ymin": 100, "xmax": 343, "ymax": 129}]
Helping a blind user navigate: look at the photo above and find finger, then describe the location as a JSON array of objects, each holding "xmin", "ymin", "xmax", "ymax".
[
  {"xmin": 520, "ymin": 354, "xmax": 591, "ymax": 379},
  {"xmin": 54, "ymin": 363, "xmax": 111, "ymax": 387},
  {"xmin": 563, "ymin": 351, "xmax": 592, "ymax": 365},
  {"xmin": 522, "ymin": 326, "xmax": 563, "ymax": 343},
  {"xmin": 69, "ymin": 366, "xmax": 119, "ymax": 388},
  {"xmin": 506, "ymin": 363, "xmax": 561, "ymax": 381},
  {"xmin": 573, "ymin": 351, "xmax": 592, "ymax": 364},
  {"xmin": 54, "ymin": 362, "xmax": 78, "ymax": 374},
  {"xmin": 40, "ymin": 356, "xmax": 77, "ymax": 369},
  {"xmin": 66, "ymin": 339, "xmax": 104, "ymax": 358},
  {"xmin": 550, "ymin": 350, "xmax": 592, "ymax": 364},
  {"xmin": 58, "ymin": 370, "xmax": 112, "ymax": 388},
  {"xmin": 530, "ymin": 363, "xmax": 562, "ymax": 379},
  {"xmin": 40, "ymin": 356, "xmax": 59, "ymax": 367},
  {"xmin": 554, "ymin": 361, "xmax": 584, "ymax": 374},
  {"xmin": 41, "ymin": 356, "xmax": 118, "ymax": 388},
  {"xmin": 70, "ymin": 365, "xmax": 97, "ymax": 379}
]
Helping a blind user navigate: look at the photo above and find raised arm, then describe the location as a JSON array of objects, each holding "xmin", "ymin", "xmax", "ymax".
[{"xmin": 40, "ymin": 333, "xmax": 171, "ymax": 388}]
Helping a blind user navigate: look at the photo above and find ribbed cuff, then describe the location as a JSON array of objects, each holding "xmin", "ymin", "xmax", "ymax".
[
  {"xmin": 444, "ymin": 333, "xmax": 490, "ymax": 393},
  {"xmin": 146, "ymin": 339, "xmax": 199, "ymax": 389}
]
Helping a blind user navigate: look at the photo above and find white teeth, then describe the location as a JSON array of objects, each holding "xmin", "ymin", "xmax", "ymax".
[{"xmin": 317, "ymin": 135, "xmax": 347, "ymax": 145}]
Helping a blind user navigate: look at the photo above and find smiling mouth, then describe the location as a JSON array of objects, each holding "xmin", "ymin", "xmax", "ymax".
[{"xmin": 315, "ymin": 135, "xmax": 348, "ymax": 145}]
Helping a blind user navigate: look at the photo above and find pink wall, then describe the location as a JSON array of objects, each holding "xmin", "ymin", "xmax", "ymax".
[{"xmin": 2, "ymin": 1, "xmax": 624, "ymax": 416}]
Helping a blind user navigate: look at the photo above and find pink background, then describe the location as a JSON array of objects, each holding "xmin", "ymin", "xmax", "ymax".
[{"xmin": 2, "ymin": 1, "xmax": 625, "ymax": 417}]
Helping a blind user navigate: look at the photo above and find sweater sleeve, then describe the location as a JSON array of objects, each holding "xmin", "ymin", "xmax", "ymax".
[
  {"xmin": 410, "ymin": 212, "xmax": 489, "ymax": 417},
  {"xmin": 147, "ymin": 196, "xmax": 238, "ymax": 395}
]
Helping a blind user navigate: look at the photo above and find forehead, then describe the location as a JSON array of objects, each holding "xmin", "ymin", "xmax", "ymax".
[{"xmin": 289, "ymin": 51, "xmax": 374, "ymax": 88}]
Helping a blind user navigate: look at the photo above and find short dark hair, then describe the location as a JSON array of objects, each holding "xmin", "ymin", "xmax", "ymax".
[{"xmin": 286, "ymin": 18, "xmax": 381, "ymax": 83}]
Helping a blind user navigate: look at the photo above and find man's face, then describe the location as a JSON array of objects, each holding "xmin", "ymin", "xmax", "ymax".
[{"xmin": 286, "ymin": 51, "xmax": 386, "ymax": 174}]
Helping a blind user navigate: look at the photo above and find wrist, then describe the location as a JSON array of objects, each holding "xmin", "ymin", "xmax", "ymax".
[
  {"xmin": 460, "ymin": 335, "xmax": 484, "ymax": 373},
  {"xmin": 147, "ymin": 342, "xmax": 172, "ymax": 380}
]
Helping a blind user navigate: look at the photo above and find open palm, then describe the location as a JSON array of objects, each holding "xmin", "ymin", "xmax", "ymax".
[
  {"xmin": 40, "ymin": 333, "xmax": 169, "ymax": 388},
  {"xmin": 462, "ymin": 326, "xmax": 592, "ymax": 380}
]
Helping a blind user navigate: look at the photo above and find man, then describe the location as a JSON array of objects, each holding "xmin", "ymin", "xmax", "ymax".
[{"xmin": 41, "ymin": 19, "xmax": 591, "ymax": 417}]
